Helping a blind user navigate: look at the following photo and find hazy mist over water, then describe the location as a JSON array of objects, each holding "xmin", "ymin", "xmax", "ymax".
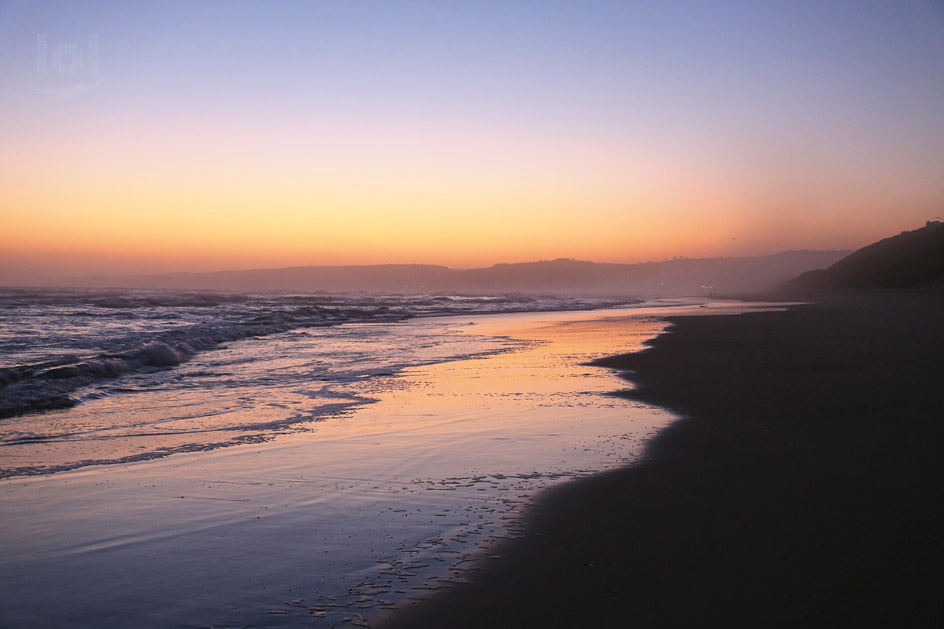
[{"xmin": 53, "ymin": 250, "xmax": 848, "ymax": 295}]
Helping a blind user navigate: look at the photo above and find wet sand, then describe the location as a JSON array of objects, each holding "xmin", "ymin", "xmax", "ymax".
[
  {"xmin": 382, "ymin": 293, "xmax": 944, "ymax": 627},
  {"xmin": 0, "ymin": 304, "xmax": 714, "ymax": 627}
]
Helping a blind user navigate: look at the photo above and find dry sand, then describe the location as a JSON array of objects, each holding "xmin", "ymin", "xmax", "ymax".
[{"xmin": 381, "ymin": 293, "xmax": 944, "ymax": 627}]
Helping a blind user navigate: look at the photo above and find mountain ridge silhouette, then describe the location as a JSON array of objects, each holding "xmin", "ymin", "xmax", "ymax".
[{"xmin": 67, "ymin": 250, "xmax": 848, "ymax": 296}]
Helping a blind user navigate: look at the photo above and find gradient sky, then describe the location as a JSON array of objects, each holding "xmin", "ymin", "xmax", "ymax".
[{"xmin": 1, "ymin": 0, "xmax": 943, "ymax": 284}]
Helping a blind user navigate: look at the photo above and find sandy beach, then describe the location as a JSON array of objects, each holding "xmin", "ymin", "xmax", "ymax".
[
  {"xmin": 382, "ymin": 293, "xmax": 944, "ymax": 627},
  {"xmin": 1, "ymin": 302, "xmax": 752, "ymax": 627}
]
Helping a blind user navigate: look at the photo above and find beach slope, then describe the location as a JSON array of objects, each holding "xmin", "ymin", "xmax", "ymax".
[{"xmin": 382, "ymin": 293, "xmax": 944, "ymax": 627}]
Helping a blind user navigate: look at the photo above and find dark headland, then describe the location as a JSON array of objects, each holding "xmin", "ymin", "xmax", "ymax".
[{"xmin": 382, "ymin": 227, "xmax": 944, "ymax": 627}]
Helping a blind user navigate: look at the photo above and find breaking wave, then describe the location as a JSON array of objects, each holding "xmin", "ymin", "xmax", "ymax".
[{"xmin": 0, "ymin": 290, "xmax": 639, "ymax": 420}]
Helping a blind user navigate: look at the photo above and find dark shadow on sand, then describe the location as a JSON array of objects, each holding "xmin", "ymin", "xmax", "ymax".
[{"xmin": 382, "ymin": 293, "xmax": 944, "ymax": 627}]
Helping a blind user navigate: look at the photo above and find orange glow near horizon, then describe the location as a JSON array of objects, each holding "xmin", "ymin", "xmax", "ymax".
[
  {"xmin": 2, "ymin": 123, "xmax": 936, "ymax": 283},
  {"xmin": 3, "ymin": 115, "xmax": 935, "ymax": 276}
]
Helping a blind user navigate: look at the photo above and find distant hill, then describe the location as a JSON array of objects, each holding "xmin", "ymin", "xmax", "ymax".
[
  {"xmin": 67, "ymin": 250, "xmax": 847, "ymax": 296},
  {"xmin": 781, "ymin": 222, "xmax": 944, "ymax": 292}
]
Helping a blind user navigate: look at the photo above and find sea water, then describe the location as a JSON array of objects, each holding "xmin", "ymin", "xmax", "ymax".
[{"xmin": 0, "ymin": 288, "xmax": 633, "ymax": 478}]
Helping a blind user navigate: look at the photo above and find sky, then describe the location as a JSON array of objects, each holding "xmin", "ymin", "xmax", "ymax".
[{"xmin": 1, "ymin": 0, "xmax": 943, "ymax": 284}]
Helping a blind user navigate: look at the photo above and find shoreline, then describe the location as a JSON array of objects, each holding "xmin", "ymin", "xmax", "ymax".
[
  {"xmin": 381, "ymin": 293, "xmax": 944, "ymax": 627},
  {"xmin": 0, "ymin": 304, "xmax": 696, "ymax": 627}
]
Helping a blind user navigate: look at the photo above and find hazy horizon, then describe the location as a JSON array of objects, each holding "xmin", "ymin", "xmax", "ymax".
[
  {"xmin": 1, "ymin": 248, "xmax": 856, "ymax": 289},
  {"xmin": 2, "ymin": 242, "xmax": 857, "ymax": 287},
  {"xmin": 2, "ymin": 1, "xmax": 943, "ymax": 286},
  {"xmin": 1, "ymin": 250, "xmax": 846, "ymax": 298}
]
